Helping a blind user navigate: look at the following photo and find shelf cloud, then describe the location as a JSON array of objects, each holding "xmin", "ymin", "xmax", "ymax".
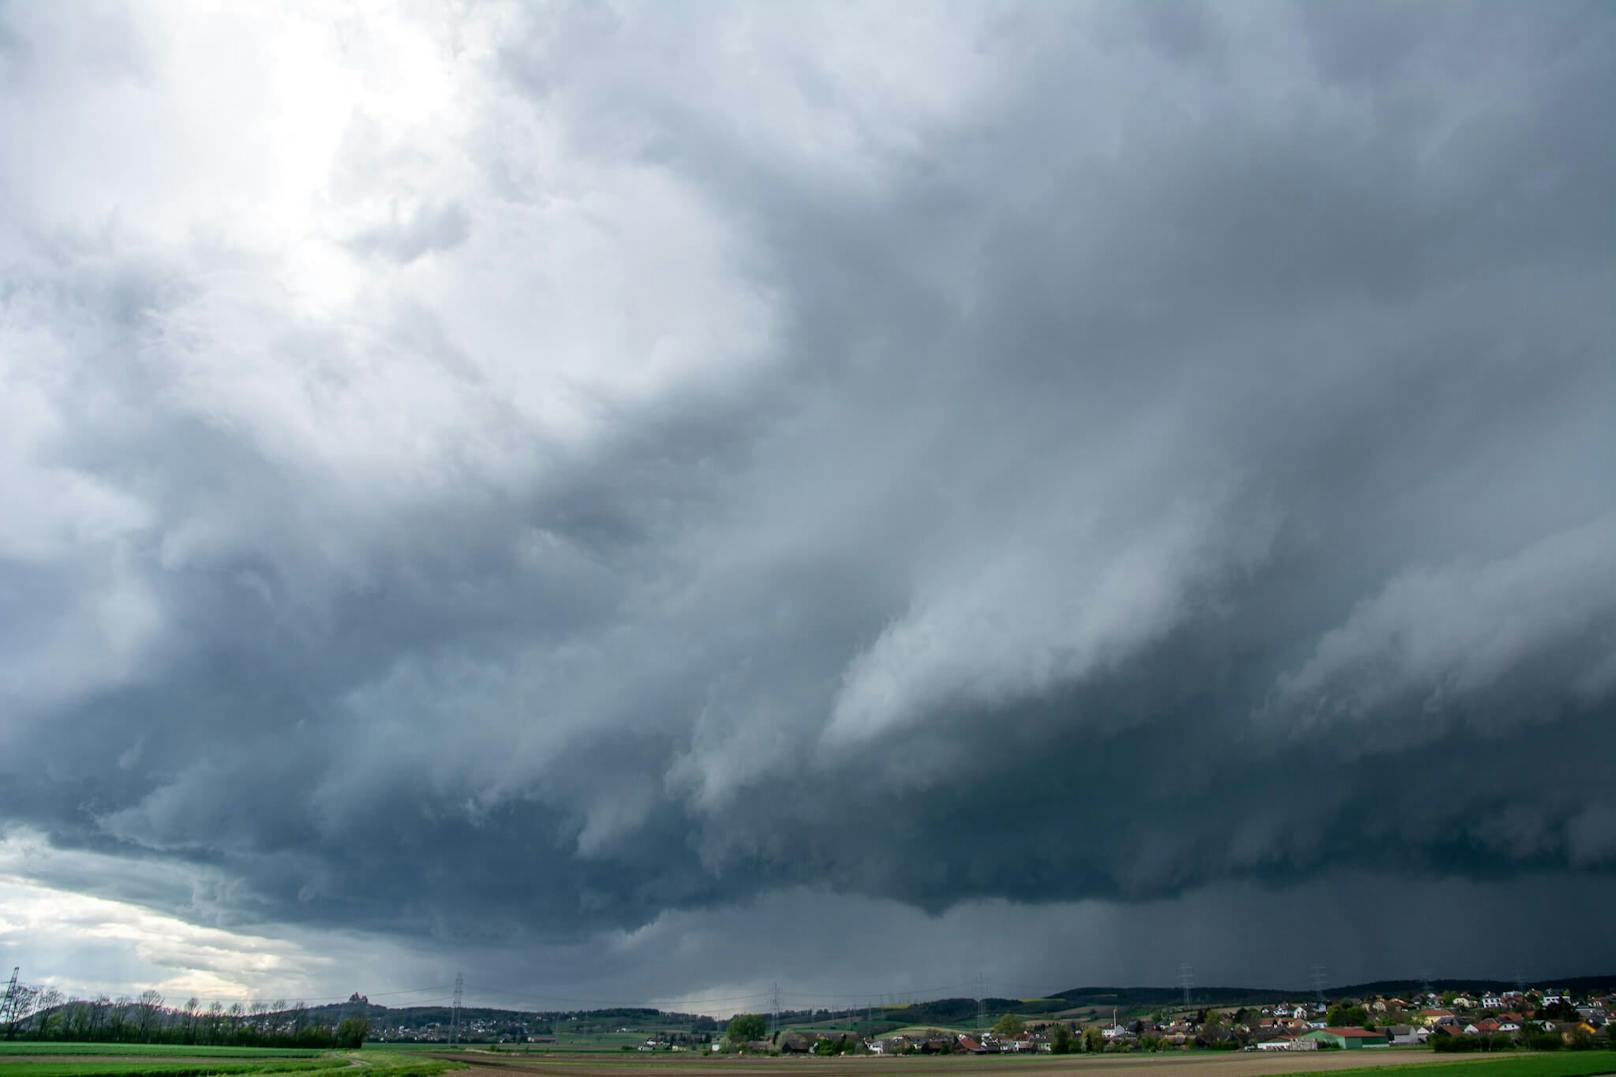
[{"xmin": 1, "ymin": 0, "xmax": 1614, "ymax": 1003}]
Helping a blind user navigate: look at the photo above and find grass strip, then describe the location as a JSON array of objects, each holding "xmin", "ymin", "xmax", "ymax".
[
  {"xmin": 332, "ymin": 1052, "xmax": 462, "ymax": 1077},
  {"xmin": 0, "ymin": 1048, "xmax": 462, "ymax": 1077},
  {"xmin": 0, "ymin": 1061, "xmax": 338, "ymax": 1077},
  {"xmin": 1281, "ymin": 1051, "xmax": 1616, "ymax": 1077},
  {"xmin": 0, "ymin": 1049, "xmax": 323, "ymax": 1059}
]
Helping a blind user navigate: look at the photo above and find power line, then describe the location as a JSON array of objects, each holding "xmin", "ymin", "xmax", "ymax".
[{"xmin": 776, "ymin": 977, "xmax": 984, "ymax": 1002}]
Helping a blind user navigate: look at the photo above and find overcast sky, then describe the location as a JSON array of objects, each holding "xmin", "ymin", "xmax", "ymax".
[{"xmin": 2, "ymin": 0, "xmax": 1614, "ymax": 1016}]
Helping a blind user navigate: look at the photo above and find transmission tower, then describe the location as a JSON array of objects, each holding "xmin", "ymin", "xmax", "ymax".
[
  {"xmin": 1, "ymin": 968, "xmax": 18, "ymax": 1031},
  {"xmin": 976, "ymin": 974, "xmax": 987, "ymax": 1033},
  {"xmin": 1178, "ymin": 963, "xmax": 1194, "ymax": 1008},
  {"xmin": 1311, "ymin": 966, "xmax": 1327, "ymax": 1006},
  {"xmin": 450, "ymin": 973, "xmax": 463, "ymax": 1046},
  {"xmin": 769, "ymin": 982, "xmax": 781, "ymax": 1038}
]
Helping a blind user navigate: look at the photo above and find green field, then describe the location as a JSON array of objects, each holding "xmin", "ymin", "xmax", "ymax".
[
  {"xmin": 0, "ymin": 1045, "xmax": 464, "ymax": 1077},
  {"xmin": 1285, "ymin": 1054, "xmax": 1616, "ymax": 1077},
  {"xmin": 0, "ymin": 1049, "xmax": 322, "ymax": 1059},
  {"xmin": 0, "ymin": 1061, "xmax": 333, "ymax": 1077}
]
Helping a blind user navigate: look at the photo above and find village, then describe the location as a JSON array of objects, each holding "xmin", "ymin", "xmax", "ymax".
[{"xmin": 731, "ymin": 987, "xmax": 1616, "ymax": 1057}]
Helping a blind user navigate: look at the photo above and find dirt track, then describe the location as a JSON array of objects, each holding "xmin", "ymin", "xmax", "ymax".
[{"xmin": 430, "ymin": 1048, "xmax": 1477, "ymax": 1077}]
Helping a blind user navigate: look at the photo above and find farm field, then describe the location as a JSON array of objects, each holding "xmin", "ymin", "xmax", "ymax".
[
  {"xmin": 1314, "ymin": 1056, "xmax": 1616, "ymax": 1077},
  {"xmin": 0, "ymin": 1049, "xmax": 324, "ymax": 1059},
  {"xmin": 0, "ymin": 1045, "xmax": 464, "ymax": 1077},
  {"xmin": 6, "ymin": 1045, "xmax": 1613, "ymax": 1077},
  {"xmin": 422, "ymin": 1046, "xmax": 1616, "ymax": 1077}
]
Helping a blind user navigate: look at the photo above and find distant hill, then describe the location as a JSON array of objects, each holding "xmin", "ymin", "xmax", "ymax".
[
  {"xmin": 313, "ymin": 999, "xmax": 718, "ymax": 1041},
  {"xmin": 1048, "ymin": 976, "xmax": 1616, "ymax": 1011},
  {"xmin": 339, "ymin": 972, "xmax": 1616, "ymax": 1036},
  {"xmin": 1050, "ymin": 986, "xmax": 1291, "ymax": 1008}
]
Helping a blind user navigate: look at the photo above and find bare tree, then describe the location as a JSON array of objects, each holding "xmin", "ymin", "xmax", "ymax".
[
  {"xmin": 248, "ymin": 999, "xmax": 269, "ymax": 1035},
  {"xmin": 32, "ymin": 988, "xmax": 63, "ymax": 1036},
  {"xmin": 136, "ymin": 990, "xmax": 165, "ymax": 1040},
  {"xmin": 60, "ymin": 998, "xmax": 86, "ymax": 1039}
]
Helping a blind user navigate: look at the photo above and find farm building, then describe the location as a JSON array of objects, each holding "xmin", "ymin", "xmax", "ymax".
[{"xmin": 1302, "ymin": 1027, "xmax": 1386, "ymax": 1049}]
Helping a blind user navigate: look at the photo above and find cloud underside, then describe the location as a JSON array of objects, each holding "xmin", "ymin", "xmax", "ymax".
[{"xmin": 2, "ymin": 0, "xmax": 1616, "ymax": 988}]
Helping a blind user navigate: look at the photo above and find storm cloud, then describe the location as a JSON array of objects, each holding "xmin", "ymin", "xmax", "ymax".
[{"xmin": 2, "ymin": 1, "xmax": 1615, "ymax": 1004}]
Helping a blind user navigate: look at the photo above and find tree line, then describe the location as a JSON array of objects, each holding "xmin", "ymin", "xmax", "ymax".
[{"xmin": 2, "ymin": 986, "xmax": 369, "ymax": 1048}]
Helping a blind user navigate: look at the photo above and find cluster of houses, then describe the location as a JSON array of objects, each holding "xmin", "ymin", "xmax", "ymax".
[
  {"xmin": 370, "ymin": 1019, "xmax": 486, "ymax": 1042},
  {"xmin": 1390, "ymin": 991, "xmax": 1608, "ymax": 1046},
  {"xmin": 732, "ymin": 988, "xmax": 1614, "ymax": 1056},
  {"xmin": 1153, "ymin": 989, "xmax": 1612, "ymax": 1052},
  {"xmin": 720, "ymin": 1026, "xmax": 1064, "ymax": 1055},
  {"xmin": 866, "ymin": 1030, "xmax": 1042, "ymax": 1055}
]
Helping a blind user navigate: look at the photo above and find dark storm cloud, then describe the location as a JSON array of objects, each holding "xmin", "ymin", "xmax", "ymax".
[{"xmin": 2, "ymin": 0, "xmax": 1615, "ymax": 995}]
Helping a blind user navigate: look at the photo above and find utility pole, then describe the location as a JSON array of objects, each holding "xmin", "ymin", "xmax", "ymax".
[
  {"xmin": 450, "ymin": 973, "xmax": 463, "ymax": 1046},
  {"xmin": 1, "ymin": 968, "xmax": 18, "ymax": 1033}
]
